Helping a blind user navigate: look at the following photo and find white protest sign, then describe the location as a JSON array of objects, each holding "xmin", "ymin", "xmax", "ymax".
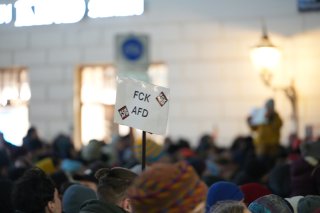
[{"xmin": 114, "ymin": 77, "xmax": 169, "ymax": 135}]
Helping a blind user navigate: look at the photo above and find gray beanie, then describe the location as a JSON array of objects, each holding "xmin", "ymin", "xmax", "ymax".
[
  {"xmin": 298, "ymin": 195, "xmax": 320, "ymax": 213},
  {"xmin": 81, "ymin": 140, "xmax": 104, "ymax": 162},
  {"xmin": 63, "ymin": 184, "xmax": 97, "ymax": 213}
]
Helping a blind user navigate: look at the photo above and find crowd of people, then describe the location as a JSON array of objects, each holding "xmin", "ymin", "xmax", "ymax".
[{"xmin": 0, "ymin": 99, "xmax": 320, "ymax": 213}]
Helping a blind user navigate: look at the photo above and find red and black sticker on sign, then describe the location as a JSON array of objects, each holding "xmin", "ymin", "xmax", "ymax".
[
  {"xmin": 118, "ymin": 106, "xmax": 130, "ymax": 120},
  {"xmin": 156, "ymin": 92, "xmax": 168, "ymax": 107}
]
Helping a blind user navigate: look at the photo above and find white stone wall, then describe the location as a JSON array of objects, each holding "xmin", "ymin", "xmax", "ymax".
[{"xmin": 0, "ymin": 0, "xmax": 320, "ymax": 147}]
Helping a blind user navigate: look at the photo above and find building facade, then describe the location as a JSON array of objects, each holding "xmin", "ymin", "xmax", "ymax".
[{"xmin": 0, "ymin": 0, "xmax": 320, "ymax": 147}]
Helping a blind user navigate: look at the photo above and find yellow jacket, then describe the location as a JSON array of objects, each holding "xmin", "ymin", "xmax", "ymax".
[{"xmin": 250, "ymin": 112, "xmax": 282, "ymax": 156}]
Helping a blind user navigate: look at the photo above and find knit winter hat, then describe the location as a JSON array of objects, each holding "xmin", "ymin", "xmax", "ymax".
[
  {"xmin": 62, "ymin": 184, "xmax": 97, "ymax": 213},
  {"xmin": 297, "ymin": 195, "xmax": 320, "ymax": 213},
  {"xmin": 81, "ymin": 139, "xmax": 105, "ymax": 162},
  {"xmin": 128, "ymin": 161, "xmax": 208, "ymax": 213},
  {"xmin": 179, "ymin": 148, "xmax": 196, "ymax": 158},
  {"xmin": 248, "ymin": 194, "xmax": 292, "ymax": 213},
  {"xmin": 35, "ymin": 157, "xmax": 56, "ymax": 175},
  {"xmin": 206, "ymin": 181, "xmax": 244, "ymax": 212},
  {"xmin": 285, "ymin": 196, "xmax": 304, "ymax": 213},
  {"xmin": 134, "ymin": 138, "xmax": 165, "ymax": 163},
  {"xmin": 240, "ymin": 183, "xmax": 272, "ymax": 206},
  {"xmin": 61, "ymin": 159, "xmax": 82, "ymax": 174}
]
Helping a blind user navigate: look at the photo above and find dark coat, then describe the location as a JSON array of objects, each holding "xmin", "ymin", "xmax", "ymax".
[
  {"xmin": 79, "ymin": 200, "xmax": 128, "ymax": 213},
  {"xmin": 290, "ymin": 157, "xmax": 320, "ymax": 196}
]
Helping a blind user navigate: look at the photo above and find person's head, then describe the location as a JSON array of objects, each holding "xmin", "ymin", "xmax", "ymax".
[
  {"xmin": 134, "ymin": 138, "xmax": 165, "ymax": 164},
  {"xmin": 26, "ymin": 126, "xmax": 38, "ymax": 138},
  {"xmin": 265, "ymin": 98, "xmax": 275, "ymax": 114},
  {"xmin": 248, "ymin": 194, "xmax": 292, "ymax": 213},
  {"xmin": 240, "ymin": 183, "xmax": 271, "ymax": 206},
  {"xmin": 128, "ymin": 161, "xmax": 208, "ymax": 213},
  {"xmin": 210, "ymin": 200, "xmax": 251, "ymax": 213},
  {"xmin": 95, "ymin": 167, "xmax": 137, "ymax": 212},
  {"xmin": 268, "ymin": 164, "xmax": 291, "ymax": 198},
  {"xmin": 81, "ymin": 139, "xmax": 105, "ymax": 163},
  {"xmin": 206, "ymin": 181, "xmax": 244, "ymax": 212},
  {"xmin": 297, "ymin": 195, "xmax": 320, "ymax": 213},
  {"xmin": 62, "ymin": 184, "xmax": 97, "ymax": 213},
  {"xmin": 186, "ymin": 157, "xmax": 206, "ymax": 177},
  {"xmin": 35, "ymin": 157, "xmax": 58, "ymax": 175},
  {"xmin": 52, "ymin": 134, "xmax": 74, "ymax": 159},
  {"xmin": 12, "ymin": 167, "xmax": 61, "ymax": 213}
]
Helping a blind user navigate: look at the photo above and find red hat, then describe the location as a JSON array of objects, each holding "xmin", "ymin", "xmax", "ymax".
[
  {"xmin": 179, "ymin": 148, "xmax": 196, "ymax": 158},
  {"xmin": 240, "ymin": 182, "xmax": 272, "ymax": 206}
]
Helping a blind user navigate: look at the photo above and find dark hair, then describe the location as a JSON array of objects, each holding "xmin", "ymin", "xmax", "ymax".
[
  {"xmin": 210, "ymin": 200, "xmax": 246, "ymax": 213},
  {"xmin": 12, "ymin": 167, "xmax": 56, "ymax": 213},
  {"xmin": 95, "ymin": 167, "xmax": 137, "ymax": 204},
  {"xmin": 26, "ymin": 126, "xmax": 37, "ymax": 137}
]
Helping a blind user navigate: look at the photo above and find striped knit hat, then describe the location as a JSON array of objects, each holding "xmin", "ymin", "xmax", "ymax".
[
  {"xmin": 134, "ymin": 138, "xmax": 165, "ymax": 163},
  {"xmin": 128, "ymin": 161, "xmax": 208, "ymax": 213}
]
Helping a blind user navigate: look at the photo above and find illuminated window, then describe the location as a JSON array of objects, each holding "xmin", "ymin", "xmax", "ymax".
[
  {"xmin": 0, "ymin": 67, "xmax": 31, "ymax": 146},
  {"xmin": 74, "ymin": 63, "xmax": 167, "ymax": 148},
  {"xmin": 79, "ymin": 65, "xmax": 117, "ymax": 146},
  {"xmin": 148, "ymin": 63, "xmax": 168, "ymax": 87}
]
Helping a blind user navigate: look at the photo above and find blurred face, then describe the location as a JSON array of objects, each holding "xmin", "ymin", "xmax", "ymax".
[{"xmin": 265, "ymin": 100, "xmax": 275, "ymax": 114}]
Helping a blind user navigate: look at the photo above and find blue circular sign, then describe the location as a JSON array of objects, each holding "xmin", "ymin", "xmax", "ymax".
[{"xmin": 121, "ymin": 37, "xmax": 144, "ymax": 61}]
